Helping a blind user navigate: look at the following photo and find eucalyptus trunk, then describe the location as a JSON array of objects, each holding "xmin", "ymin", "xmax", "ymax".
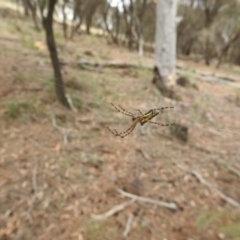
[{"xmin": 154, "ymin": 0, "xmax": 177, "ymax": 89}]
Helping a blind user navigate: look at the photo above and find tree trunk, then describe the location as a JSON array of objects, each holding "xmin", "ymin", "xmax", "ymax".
[
  {"xmin": 121, "ymin": 0, "xmax": 134, "ymax": 49},
  {"xmin": 26, "ymin": 0, "xmax": 40, "ymax": 30},
  {"xmin": 85, "ymin": 0, "xmax": 100, "ymax": 35},
  {"xmin": 23, "ymin": 0, "xmax": 29, "ymax": 16},
  {"xmin": 216, "ymin": 27, "xmax": 240, "ymax": 68},
  {"xmin": 204, "ymin": 36, "xmax": 210, "ymax": 65},
  {"xmin": 62, "ymin": 0, "xmax": 68, "ymax": 39},
  {"xmin": 136, "ymin": 0, "xmax": 147, "ymax": 56},
  {"xmin": 154, "ymin": 0, "xmax": 177, "ymax": 89},
  {"xmin": 70, "ymin": 0, "xmax": 83, "ymax": 39},
  {"xmin": 42, "ymin": 0, "xmax": 70, "ymax": 108}
]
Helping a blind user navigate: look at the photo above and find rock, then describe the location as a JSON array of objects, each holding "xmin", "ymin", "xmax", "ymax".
[{"xmin": 170, "ymin": 124, "xmax": 188, "ymax": 142}]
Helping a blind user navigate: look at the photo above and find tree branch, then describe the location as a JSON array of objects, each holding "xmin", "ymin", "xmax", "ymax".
[
  {"xmin": 117, "ymin": 188, "xmax": 179, "ymax": 211},
  {"xmin": 91, "ymin": 200, "xmax": 135, "ymax": 220},
  {"xmin": 176, "ymin": 164, "xmax": 240, "ymax": 209},
  {"xmin": 26, "ymin": 158, "xmax": 38, "ymax": 224},
  {"xmin": 51, "ymin": 113, "xmax": 69, "ymax": 145}
]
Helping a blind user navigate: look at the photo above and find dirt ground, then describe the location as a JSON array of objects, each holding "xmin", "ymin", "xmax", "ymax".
[{"xmin": 0, "ymin": 6, "xmax": 240, "ymax": 240}]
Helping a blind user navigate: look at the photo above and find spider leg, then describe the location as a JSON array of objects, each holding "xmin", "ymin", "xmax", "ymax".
[
  {"xmin": 108, "ymin": 120, "xmax": 138, "ymax": 138},
  {"xmin": 153, "ymin": 106, "xmax": 174, "ymax": 112},
  {"xmin": 134, "ymin": 109, "xmax": 143, "ymax": 115},
  {"xmin": 117, "ymin": 104, "xmax": 136, "ymax": 117},
  {"xmin": 106, "ymin": 126, "xmax": 119, "ymax": 136},
  {"xmin": 111, "ymin": 103, "xmax": 134, "ymax": 117},
  {"xmin": 148, "ymin": 121, "xmax": 175, "ymax": 126},
  {"xmin": 107, "ymin": 123, "xmax": 133, "ymax": 137},
  {"xmin": 116, "ymin": 121, "xmax": 138, "ymax": 138}
]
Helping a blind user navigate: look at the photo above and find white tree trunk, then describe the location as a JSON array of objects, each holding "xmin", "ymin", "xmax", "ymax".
[
  {"xmin": 138, "ymin": 34, "xmax": 144, "ymax": 56},
  {"xmin": 154, "ymin": 0, "xmax": 177, "ymax": 88}
]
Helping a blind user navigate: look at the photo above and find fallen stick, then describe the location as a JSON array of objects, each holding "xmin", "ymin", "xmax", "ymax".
[
  {"xmin": 76, "ymin": 60, "xmax": 239, "ymax": 84},
  {"xmin": 26, "ymin": 159, "xmax": 38, "ymax": 224},
  {"xmin": 51, "ymin": 113, "xmax": 69, "ymax": 145},
  {"xmin": 123, "ymin": 214, "xmax": 134, "ymax": 238},
  {"xmin": 117, "ymin": 189, "xmax": 179, "ymax": 211},
  {"xmin": 176, "ymin": 164, "xmax": 240, "ymax": 209},
  {"xmin": 65, "ymin": 94, "xmax": 78, "ymax": 112},
  {"xmin": 193, "ymin": 121, "xmax": 223, "ymax": 138},
  {"xmin": 78, "ymin": 59, "xmax": 149, "ymax": 69},
  {"xmin": 91, "ymin": 199, "xmax": 135, "ymax": 220},
  {"xmin": 214, "ymin": 158, "xmax": 240, "ymax": 179}
]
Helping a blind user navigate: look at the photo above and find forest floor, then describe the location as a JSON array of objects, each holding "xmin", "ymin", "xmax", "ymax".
[{"xmin": 0, "ymin": 6, "xmax": 240, "ymax": 240}]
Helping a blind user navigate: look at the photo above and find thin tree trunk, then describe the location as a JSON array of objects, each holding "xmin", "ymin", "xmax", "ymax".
[
  {"xmin": 216, "ymin": 28, "xmax": 240, "ymax": 68},
  {"xmin": 121, "ymin": 0, "xmax": 134, "ymax": 49},
  {"xmin": 23, "ymin": 0, "xmax": 29, "ymax": 16},
  {"xmin": 26, "ymin": 0, "xmax": 40, "ymax": 30},
  {"xmin": 85, "ymin": 1, "xmax": 99, "ymax": 35},
  {"xmin": 204, "ymin": 36, "xmax": 210, "ymax": 65},
  {"xmin": 136, "ymin": 0, "xmax": 147, "ymax": 56},
  {"xmin": 70, "ymin": 0, "xmax": 83, "ymax": 39},
  {"xmin": 115, "ymin": 7, "xmax": 120, "ymax": 42},
  {"xmin": 62, "ymin": 0, "xmax": 68, "ymax": 39},
  {"xmin": 42, "ymin": 0, "xmax": 70, "ymax": 108}
]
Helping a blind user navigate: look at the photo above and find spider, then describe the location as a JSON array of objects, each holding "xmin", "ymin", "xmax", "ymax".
[{"xmin": 107, "ymin": 103, "xmax": 175, "ymax": 138}]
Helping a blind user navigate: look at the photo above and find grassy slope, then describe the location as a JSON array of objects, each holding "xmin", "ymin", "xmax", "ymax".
[{"xmin": 0, "ymin": 6, "xmax": 240, "ymax": 240}]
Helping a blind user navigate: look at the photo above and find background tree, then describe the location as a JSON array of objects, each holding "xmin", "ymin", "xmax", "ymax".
[
  {"xmin": 38, "ymin": 0, "xmax": 70, "ymax": 108},
  {"xmin": 19, "ymin": 0, "xmax": 240, "ymax": 68},
  {"xmin": 100, "ymin": 1, "xmax": 121, "ymax": 44},
  {"xmin": 22, "ymin": 0, "xmax": 40, "ymax": 30},
  {"xmin": 70, "ymin": 0, "xmax": 84, "ymax": 38},
  {"xmin": 153, "ymin": 0, "xmax": 177, "ymax": 98},
  {"xmin": 84, "ymin": 0, "xmax": 103, "ymax": 34}
]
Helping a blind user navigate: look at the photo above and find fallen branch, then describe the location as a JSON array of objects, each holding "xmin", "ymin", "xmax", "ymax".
[
  {"xmin": 65, "ymin": 94, "xmax": 78, "ymax": 112},
  {"xmin": 196, "ymin": 71, "xmax": 239, "ymax": 83},
  {"xmin": 192, "ymin": 121, "xmax": 224, "ymax": 138},
  {"xmin": 51, "ymin": 113, "xmax": 69, "ymax": 145},
  {"xmin": 78, "ymin": 59, "xmax": 149, "ymax": 69},
  {"xmin": 91, "ymin": 199, "xmax": 135, "ymax": 220},
  {"xmin": 123, "ymin": 214, "xmax": 134, "ymax": 238},
  {"xmin": 76, "ymin": 59, "xmax": 239, "ymax": 84},
  {"xmin": 176, "ymin": 164, "xmax": 240, "ymax": 209},
  {"xmin": 26, "ymin": 159, "xmax": 38, "ymax": 224},
  {"xmin": 137, "ymin": 148, "xmax": 151, "ymax": 161},
  {"xmin": 117, "ymin": 189, "xmax": 179, "ymax": 211},
  {"xmin": 214, "ymin": 158, "xmax": 240, "ymax": 179}
]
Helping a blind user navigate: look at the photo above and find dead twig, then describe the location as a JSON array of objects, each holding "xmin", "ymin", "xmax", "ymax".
[
  {"xmin": 190, "ymin": 121, "xmax": 224, "ymax": 138},
  {"xmin": 91, "ymin": 200, "xmax": 135, "ymax": 220},
  {"xmin": 137, "ymin": 148, "xmax": 151, "ymax": 161},
  {"xmin": 26, "ymin": 159, "xmax": 38, "ymax": 224},
  {"xmin": 176, "ymin": 164, "xmax": 240, "ymax": 209},
  {"xmin": 51, "ymin": 113, "xmax": 69, "ymax": 145},
  {"xmin": 123, "ymin": 214, "xmax": 134, "ymax": 238},
  {"xmin": 65, "ymin": 94, "xmax": 78, "ymax": 112},
  {"xmin": 214, "ymin": 158, "xmax": 240, "ymax": 179},
  {"xmin": 117, "ymin": 189, "xmax": 179, "ymax": 211}
]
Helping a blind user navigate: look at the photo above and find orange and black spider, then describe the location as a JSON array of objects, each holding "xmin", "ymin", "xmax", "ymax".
[{"xmin": 107, "ymin": 103, "xmax": 174, "ymax": 138}]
